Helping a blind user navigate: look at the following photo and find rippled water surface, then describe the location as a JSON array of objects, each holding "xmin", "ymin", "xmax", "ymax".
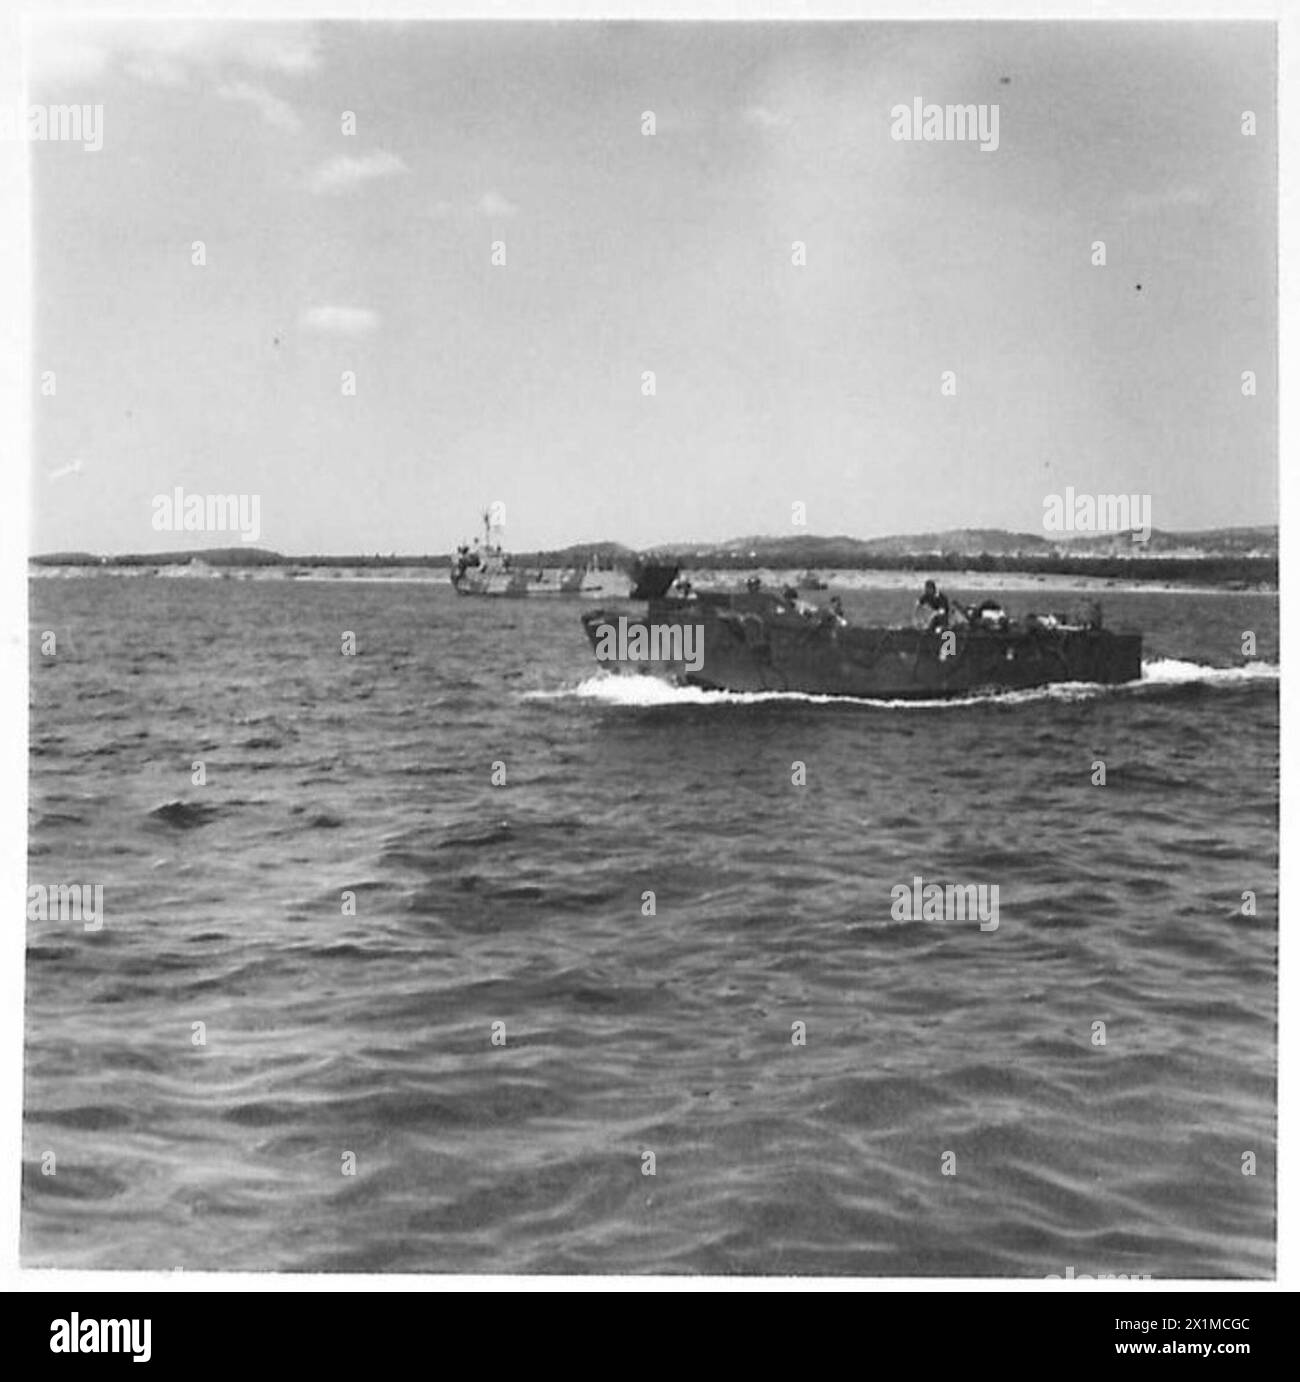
[{"xmin": 25, "ymin": 576, "xmax": 1277, "ymax": 1275}]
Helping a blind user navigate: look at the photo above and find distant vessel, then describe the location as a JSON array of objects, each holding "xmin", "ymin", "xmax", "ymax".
[
  {"xmin": 798, "ymin": 570, "xmax": 828, "ymax": 591},
  {"xmin": 581, "ymin": 572, "xmax": 1143, "ymax": 698},
  {"xmin": 450, "ymin": 511, "xmax": 631, "ymax": 597}
]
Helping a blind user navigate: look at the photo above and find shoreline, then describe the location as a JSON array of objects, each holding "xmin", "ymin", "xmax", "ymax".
[
  {"xmin": 26, "ymin": 562, "xmax": 1276, "ymax": 596},
  {"xmin": 731, "ymin": 567, "xmax": 1276, "ymax": 597}
]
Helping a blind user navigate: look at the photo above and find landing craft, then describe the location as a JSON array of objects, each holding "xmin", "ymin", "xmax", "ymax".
[
  {"xmin": 580, "ymin": 571, "xmax": 1143, "ymax": 698},
  {"xmin": 450, "ymin": 510, "xmax": 634, "ymax": 597}
]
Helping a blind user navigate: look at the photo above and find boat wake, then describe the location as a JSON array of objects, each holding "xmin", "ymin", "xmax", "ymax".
[
  {"xmin": 528, "ymin": 658, "xmax": 1279, "ymax": 711},
  {"xmin": 1138, "ymin": 657, "xmax": 1278, "ymax": 688}
]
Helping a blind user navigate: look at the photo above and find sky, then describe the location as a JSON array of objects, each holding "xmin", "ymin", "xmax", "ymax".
[{"xmin": 28, "ymin": 20, "xmax": 1276, "ymax": 556}]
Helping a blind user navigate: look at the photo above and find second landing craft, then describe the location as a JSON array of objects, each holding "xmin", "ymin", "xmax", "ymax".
[{"xmin": 451, "ymin": 511, "xmax": 631, "ymax": 598}]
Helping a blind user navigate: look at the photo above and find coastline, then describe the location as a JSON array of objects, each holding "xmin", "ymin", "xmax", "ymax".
[
  {"xmin": 26, "ymin": 561, "xmax": 1276, "ymax": 596},
  {"xmin": 728, "ymin": 568, "xmax": 1277, "ymax": 597}
]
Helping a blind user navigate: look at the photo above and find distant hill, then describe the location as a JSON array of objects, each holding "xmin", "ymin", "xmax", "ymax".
[
  {"xmin": 674, "ymin": 526, "xmax": 1277, "ymax": 563},
  {"xmin": 517, "ymin": 541, "xmax": 638, "ymax": 566},
  {"xmin": 112, "ymin": 547, "xmax": 288, "ymax": 567},
  {"xmin": 34, "ymin": 551, "xmax": 103, "ymax": 565},
  {"xmin": 29, "ymin": 542, "xmax": 639, "ymax": 570},
  {"xmin": 29, "ymin": 527, "xmax": 1276, "ymax": 586},
  {"xmin": 29, "ymin": 548, "xmax": 448, "ymax": 569}
]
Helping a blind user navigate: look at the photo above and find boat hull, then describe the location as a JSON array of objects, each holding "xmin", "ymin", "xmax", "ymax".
[
  {"xmin": 452, "ymin": 567, "xmax": 631, "ymax": 597},
  {"xmin": 581, "ymin": 595, "xmax": 1143, "ymax": 699}
]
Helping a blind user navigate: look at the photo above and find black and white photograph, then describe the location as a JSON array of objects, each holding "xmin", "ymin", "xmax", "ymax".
[{"xmin": 7, "ymin": 1, "xmax": 1287, "ymax": 1304}]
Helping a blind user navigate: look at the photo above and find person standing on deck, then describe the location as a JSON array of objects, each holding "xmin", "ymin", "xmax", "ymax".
[{"xmin": 914, "ymin": 579, "xmax": 950, "ymax": 631}]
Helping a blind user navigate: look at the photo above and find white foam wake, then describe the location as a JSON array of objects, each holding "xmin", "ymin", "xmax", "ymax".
[
  {"xmin": 526, "ymin": 660, "xmax": 1278, "ymax": 711},
  {"xmin": 1137, "ymin": 657, "xmax": 1278, "ymax": 686}
]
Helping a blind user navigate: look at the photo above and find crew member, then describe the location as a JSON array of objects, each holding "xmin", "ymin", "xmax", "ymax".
[
  {"xmin": 783, "ymin": 585, "xmax": 816, "ymax": 616},
  {"xmin": 915, "ymin": 579, "xmax": 950, "ymax": 631}
]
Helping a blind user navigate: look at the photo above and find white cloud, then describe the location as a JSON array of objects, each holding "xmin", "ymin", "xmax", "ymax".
[
  {"xmin": 743, "ymin": 105, "xmax": 794, "ymax": 131},
  {"xmin": 429, "ymin": 190, "xmax": 520, "ymax": 219},
  {"xmin": 26, "ymin": 21, "xmax": 321, "ymax": 88},
  {"xmin": 122, "ymin": 53, "xmax": 189, "ymax": 87},
  {"xmin": 217, "ymin": 79, "xmax": 302, "ymax": 133},
  {"xmin": 229, "ymin": 27, "xmax": 321, "ymax": 75},
  {"xmin": 300, "ymin": 306, "xmax": 379, "ymax": 335},
  {"xmin": 478, "ymin": 189, "xmax": 519, "ymax": 217},
  {"xmin": 308, "ymin": 151, "xmax": 408, "ymax": 195}
]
